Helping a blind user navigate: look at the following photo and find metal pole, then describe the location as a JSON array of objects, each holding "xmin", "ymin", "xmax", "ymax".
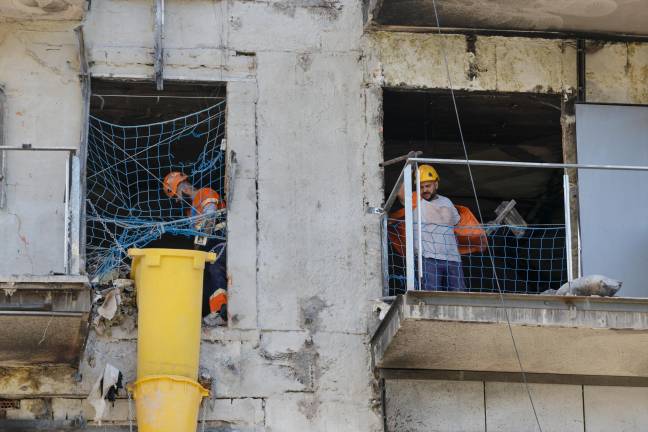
[
  {"xmin": 380, "ymin": 151, "xmax": 423, "ymax": 167},
  {"xmin": 563, "ymin": 173, "xmax": 573, "ymax": 282},
  {"xmin": 383, "ymin": 168, "xmax": 405, "ymax": 212},
  {"xmin": 69, "ymin": 155, "xmax": 81, "ymax": 275},
  {"xmin": 0, "ymin": 146, "xmax": 77, "ymax": 152},
  {"xmin": 0, "ymin": 87, "xmax": 6, "ymax": 209},
  {"xmin": 404, "ymin": 163, "xmax": 415, "ymax": 291},
  {"xmin": 63, "ymin": 153, "xmax": 71, "ymax": 275},
  {"xmin": 415, "ymin": 162, "xmax": 423, "ymax": 290},
  {"xmin": 154, "ymin": 0, "xmax": 165, "ymax": 90},
  {"xmin": 381, "ymin": 214, "xmax": 389, "ymax": 297},
  {"xmin": 409, "ymin": 157, "xmax": 648, "ymax": 172},
  {"xmin": 577, "ymin": 225, "xmax": 583, "ymax": 278},
  {"xmin": 75, "ymin": 24, "xmax": 90, "ymax": 275}
]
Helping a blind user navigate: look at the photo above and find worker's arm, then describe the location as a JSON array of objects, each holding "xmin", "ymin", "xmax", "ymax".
[{"xmin": 438, "ymin": 206, "xmax": 459, "ymax": 225}]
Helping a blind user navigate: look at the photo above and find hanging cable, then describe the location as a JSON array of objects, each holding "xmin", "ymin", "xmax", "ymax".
[{"xmin": 429, "ymin": 1, "xmax": 544, "ymax": 430}]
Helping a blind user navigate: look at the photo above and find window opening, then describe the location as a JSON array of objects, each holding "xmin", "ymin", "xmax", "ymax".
[
  {"xmin": 86, "ymin": 80, "xmax": 227, "ymax": 322},
  {"xmin": 382, "ymin": 89, "xmax": 566, "ymax": 295}
]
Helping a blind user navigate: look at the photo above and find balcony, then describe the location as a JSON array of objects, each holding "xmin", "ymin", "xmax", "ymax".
[
  {"xmin": 0, "ymin": 275, "xmax": 90, "ymax": 366},
  {"xmin": 372, "ymin": 157, "xmax": 648, "ymax": 384},
  {"xmin": 372, "ymin": 291, "xmax": 648, "ymax": 384}
]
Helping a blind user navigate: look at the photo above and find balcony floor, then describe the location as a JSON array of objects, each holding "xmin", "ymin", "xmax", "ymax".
[{"xmin": 372, "ymin": 291, "xmax": 648, "ymax": 384}]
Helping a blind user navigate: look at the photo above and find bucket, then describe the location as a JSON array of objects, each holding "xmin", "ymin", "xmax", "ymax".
[
  {"xmin": 130, "ymin": 375, "xmax": 209, "ymax": 432},
  {"xmin": 129, "ymin": 248, "xmax": 216, "ymax": 379}
]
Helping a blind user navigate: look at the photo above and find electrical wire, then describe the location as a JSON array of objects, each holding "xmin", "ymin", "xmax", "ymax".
[{"xmin": 430, "ymin": 1, "xmax": 544, "ymax": 430}]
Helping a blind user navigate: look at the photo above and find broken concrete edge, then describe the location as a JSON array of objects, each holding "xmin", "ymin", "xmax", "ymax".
[
  {"xmin": 378, "ymin": 368, "xmax": 648, "ymax": 387},
  {"xmin": 0, "ymin": 274, "xmax": 90, "ymax": 287},
  {"xmin": 370, "ymin": 291, "xmax": 648, "ymax": 372}
]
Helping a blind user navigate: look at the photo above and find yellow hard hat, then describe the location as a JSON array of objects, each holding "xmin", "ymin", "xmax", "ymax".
[{"xmin": 418, "ymin": 164, "xmax": 439, "ymax": 183}]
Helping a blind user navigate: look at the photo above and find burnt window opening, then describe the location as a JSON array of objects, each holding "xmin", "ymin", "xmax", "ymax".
[
  {"xmin": 382, "ymin": 88, "xmax": 566, "ymax": 294},
  {"xmin": 87, "ymin": 80, "xmax": 228, "ymax": 322}
]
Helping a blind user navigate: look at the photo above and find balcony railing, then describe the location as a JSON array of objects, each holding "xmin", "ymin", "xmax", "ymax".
[
  {"xmin": 386, "ymin": 220, "xmax": 567, "ymax": 296},
  {"xmin": 379, "ymin": 157, "xmax": 648, "ymax": 297}
]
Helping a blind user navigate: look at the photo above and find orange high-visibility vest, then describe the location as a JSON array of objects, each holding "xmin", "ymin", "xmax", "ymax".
[
  {"xmin": 189, "ymin": 187, "xmax": 226, "ymax": 216},
  {"xmin": 209, "ymin": 288, "xmax": 227, "ymax": 314},
  {"xmin": 387, "ymin": 193, "xmax": 487, "ymax": 256}
]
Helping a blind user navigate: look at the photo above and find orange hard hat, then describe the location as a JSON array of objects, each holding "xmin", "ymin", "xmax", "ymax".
[
  {"xmin": 192, "ymin": 187, "xmax": 224, "ymax": 214},
  {"xmin": 163, "ymin": 171, "xmax": 188, "ymax": 198}
]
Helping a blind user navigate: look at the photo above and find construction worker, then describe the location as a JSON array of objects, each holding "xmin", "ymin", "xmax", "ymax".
[
  {"xmin": 394, "ymin": 165, "xmax": 465, "ymax": 291},
  {"xmin": 163, "ymin": 171, "xmax": 228, "ymax": 325}
]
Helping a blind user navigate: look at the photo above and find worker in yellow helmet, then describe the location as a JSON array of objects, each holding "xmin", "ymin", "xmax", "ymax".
[
  {"xmin": 163, "ymin": 171, "xmax": 228, "ymax": 325},
  {"xmin": 394, "ymin": 164, "xmax": 465, "ymax": 291}
]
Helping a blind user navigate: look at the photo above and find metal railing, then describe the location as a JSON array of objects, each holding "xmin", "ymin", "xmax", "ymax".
[
  {"xmin": 0, "ymin": 145, "xmax": 81, "ymax": 275},
  {"xmin": 379, "ymin": 157, "xmax": 648, "ymax": 296}
]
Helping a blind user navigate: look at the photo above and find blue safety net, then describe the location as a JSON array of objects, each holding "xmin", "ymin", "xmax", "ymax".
[
  {"xmin": 86, "ymin": 101, "xmax": 227, "ymax": 280},
  {"xmin": 385, "ymin": 220, "xmax": 567, "ymax": 295}
]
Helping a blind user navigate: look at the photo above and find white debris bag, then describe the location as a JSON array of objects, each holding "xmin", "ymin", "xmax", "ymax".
[
  {"xmin": 87, "ymin": 363, "xmax": 123, "ymax": 424},
  {"xmin": 97, "ymin": 288, "xmax": 122, "ymax": 320}
]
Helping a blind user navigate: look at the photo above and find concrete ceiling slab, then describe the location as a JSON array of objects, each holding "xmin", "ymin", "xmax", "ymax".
[
  {"xmin": 0, "ymin": 0, "xmax": 85, "ymax": 21},
  {"xmin": 373, "ymin": 0, "xmax": 648, "ymax": 38}
]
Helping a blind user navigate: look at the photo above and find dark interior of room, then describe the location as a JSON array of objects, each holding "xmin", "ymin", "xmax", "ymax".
[
  {"xmin": 88, "ymin": 79, "xmax": 226, "ymax": 251},
  {"xmin": 383, "ymin": 88, "xmax": 565, "ymax": 224},
  {"xmin": 382, "ymin": 88, "xmax": 567, "ymax": 294}
]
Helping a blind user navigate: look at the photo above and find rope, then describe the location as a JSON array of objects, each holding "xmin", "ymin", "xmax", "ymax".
[
  {"xmin": 429, "ymin": 1, "xmax": 544, "ymax": 430},
  {"xmin": 128, "ymin": 391, "xmax": 133, "ymax": 432},
  {"xmin": 86, "ymin": 102, "xmax": 227, "ymax": 279}
]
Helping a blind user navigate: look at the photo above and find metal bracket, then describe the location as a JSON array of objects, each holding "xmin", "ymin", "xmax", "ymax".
[
  {"xmin": 154, "ymin": 0, "xmax": 165, "ymax": 91},
  {"xmin": 367, "ymin": 206, "xmax": 384, "ymax": 215}
]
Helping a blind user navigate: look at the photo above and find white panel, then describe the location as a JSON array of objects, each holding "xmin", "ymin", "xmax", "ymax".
[
  {"xmin": 386, "ymin": 380, "xmax": 485, "ymax": 432},
  {"xmin": 486, "ymin": 382, "xmax": 583, "ymax": 432},
  {"xmin": 576, "ymin": 104, "xmax": 648, "ymax": 297},
  {"xmin": 584, "ymin": 386, "xmax": 648, "ymax": 432}
]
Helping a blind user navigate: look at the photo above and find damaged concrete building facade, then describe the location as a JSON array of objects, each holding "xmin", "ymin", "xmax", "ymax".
[{"xmin": 1, "ymin": 0, "xmax": 648, "ymax": 431}]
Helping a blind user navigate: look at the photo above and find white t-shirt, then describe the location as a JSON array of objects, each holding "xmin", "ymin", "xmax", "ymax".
[{"xmin": 413, "ymin": 195, "xmax": 461, "ymax": 262}]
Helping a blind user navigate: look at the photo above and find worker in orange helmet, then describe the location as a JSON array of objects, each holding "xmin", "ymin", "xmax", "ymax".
[
  {"xmin": 163, "ymin": 171, "xmax": 228, "ymax": 326},
  {"xmin": 163, "ymin": 171, "xmax": 226, "ymax": 219}
]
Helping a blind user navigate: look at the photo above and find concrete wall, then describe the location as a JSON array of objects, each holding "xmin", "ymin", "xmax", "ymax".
[
  {"xmin": 1, "ymin": 3, "xmax": 648, "ymax": 432},
  {"xmin": 0, "ymin": 21, "xmax": 82, "ymax": 275},
  {"xmin": 365, "ymin": 32, "xmax": 648, "ymax": 105},
  {"xmin": 386, "ymin": 379, "xmax": 648, "ymax": 432},
  {"xmin": 0, "ymin": 0, "xmax": 384, "ymax": 430}
]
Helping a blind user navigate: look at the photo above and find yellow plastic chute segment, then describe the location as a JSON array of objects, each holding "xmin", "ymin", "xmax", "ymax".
[
  {"xmin": 129, "ymin": 375, "xmax": 209, "ymax": 432},
  {"xmin": 128, "ymin": 248, "xmax": 216, "ymax": 379}
]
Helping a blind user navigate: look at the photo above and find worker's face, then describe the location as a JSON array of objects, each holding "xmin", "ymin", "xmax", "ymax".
[{"xmin": 420, "ymin": 180, "xmax": 438, "ymax": 201}]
